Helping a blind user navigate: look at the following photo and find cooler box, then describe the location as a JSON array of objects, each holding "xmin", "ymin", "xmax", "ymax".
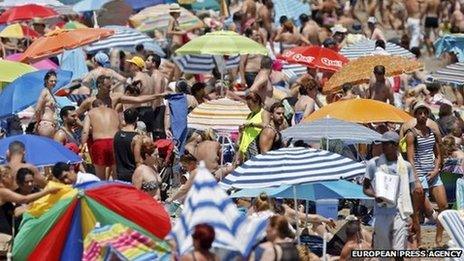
[{"xmin": 316, "ymin": 199, "xmax": 338, "ymax": 219}]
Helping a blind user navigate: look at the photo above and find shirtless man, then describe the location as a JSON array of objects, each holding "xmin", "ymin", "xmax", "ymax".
[
  {"xmin": 239, "ymin": 51, "xmax": 262, "ymax": 88},
  {"xmin": 249, "ymin": 56, "xmax": 275, "ymax": 111},
  {"xmin": 259, "ymin": 102, "xmax": 286, "ymax": 154},
  {"xmin": 424, "ymin": 0, "xmax": 441, "ymax": 55},
  {"xmin": 451, "ymin": 1, "xmax": 464, "ymax": 32},
  {"xmin": 241, "ymin": 0, "xmax": 257, "ymax": 23},
  {"xmin": 54, "ymin": 106, "xmax": 81, "ymax": 146},
  {"xmin": 406, "ymin": 0, "xmax": 422, "ymax": 49},
  {"xmin": 299, "ymin": 14, "xmax": 321, "ymax": 45},
  {"xmin": 6, "ymin": 141, "xmax": 46, "ymax": 189},
  {"xmin": 274, "ymin": 20, "xmax": 310, "ymax": 53},
  {"xmin": 81, "ymin": 52, "xmax": 126, "ymax": 93},
  {"xmin": 369, "ymin": 65, "xmax": 394, "ymax": 105},
  {"xmin": 367, "ymin": 16, "xmax": 386, "ymax": 42},
  {"xmin": 81, "ymin": 99, "xmax": 120, "ymax": 180},
  {"xmin": 257, "ymin": 0, "xmax": 273, "ymax": 38},
  {"xmin": 339, "ymin": 221, "xmax": 371, "ymax": 261}
]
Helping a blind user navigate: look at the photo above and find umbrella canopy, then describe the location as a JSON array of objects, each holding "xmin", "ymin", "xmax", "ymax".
[
  {"xmin": 125, "ymin": 0, "xmax": 166, "ymax": 10},
  {"xmin": 0, "ymin": 23, "xmax": 39, "ymax": 39},
  {"xmin": 170, "ymin": 163, "xmax": 267, "ymax": 256},
  {"xmin": 6, "ymin": 53, "xmax": 58, "ymax": 70},
  {"xmin": 280, "ymin": 46, "xmax": 349, "ymax": 72},
  {"xmin": 304, "ymin": 98, "xmax": 413, "ymax": 124},
  {"xmin": 191, "ymin": 0, "xmax": 220, "ymax": 11},
  {"xmin": 340, "ymin": 39, "xmax": 415, "ymax": 60},
  {"xmin": 129, "ymin": 4, "xmax": 204, "ymax": 32},
  {"xmin": 173, "ymin": 54, "xmax": 240, "ymax": 74},
  {"xmin": 220, "ymin": 147, "xmax": 365, "ymax": 189},
  {"xmin": 282, "ymin": 117, "xmax": 382, "ymax": 144},
  {"xmin": 282, "ymin": 63, "xmax": 307, "ymax": 79},
  {"xmin": 19, "ymin": 28, "xmax": 114, "ymax": 63},
  {"xmin": 187, "ymin": 98, "xmax": 250, "ymax": 131},
  {"xmin": 323, "ymin": 55, "xmax": 423, "ymax": 93},
  {"xmin": 0, "ymin": 135, "xmax": 81, "ymax": 166},
  {"xmin": 63, "ymin": 20, "xmax": 88, "ymax": 29},
  {"xmin": 73, "ymin": 0, "xmax": 112, "ymax": 12},
  {"xmin": 176, "ymin": 31, "xmax": 268, "ymax": 56},
  {"xmin": 84, "ymin": 25, "xmax": 165, "ymax": 57},
  {"xmin": 13, "ymin": 181, "xmax": 171, "ymax": 260},
  {"xmin": 272, "ymin": 0, "xmax": 310, "ymax": 26},
  {"xmin": 230, "ymin": 180, "xmax": 371, "ymax": 201},
  {"xmin": 0, "ymin": 59, "xmax": 36, "ymax": 83},
  {"xmin": 83, "ymin": 223, "xmax": 169, "ymax": 260},
  {"xmin": 427, "ymin": 62, "xmax": 464, "ymax": 86},
  {"xmin": 0, "ymin": 70, "xmax": 73, "ymax": 118},
  {"xmin": 434, "ymin": 34, "xmax": 464, "ymax": 62},
  {"xmin": 0, "ymin": 0, "xmax": 63, "ymax": 6},
  {"xmin": 0, "ymin": 4, "xmax": 58, "ymax": 24}
]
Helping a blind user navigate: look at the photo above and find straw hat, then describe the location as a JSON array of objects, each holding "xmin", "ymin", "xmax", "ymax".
[
  {"xmin": 32, "ymin": 17, "xmax": 45, "ymax": 25},
  {"xmin": 169, "ymin": 3, "xmax": 181, "ymax": 13}
]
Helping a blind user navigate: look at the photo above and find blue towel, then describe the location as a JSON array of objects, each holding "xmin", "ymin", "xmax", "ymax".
[
  {"xmin": 167, "ymin": 94, "xmax": 188, "ymax": 155},
  {"xmin": 58, "ymin": 48, "xmax": 89, "ymax": 81}
]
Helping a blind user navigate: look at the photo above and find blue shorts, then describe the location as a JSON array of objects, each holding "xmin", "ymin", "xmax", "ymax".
[{"xmin": 419, "ymin": 175, "xmax": 443, "ymax": 195}]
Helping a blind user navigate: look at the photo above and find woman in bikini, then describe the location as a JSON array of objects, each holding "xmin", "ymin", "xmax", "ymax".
[
  {"xmin": 35, "ymin": 70, "xmax": 59, "ymax": 138},
  {"xmin": 132, "ymin": 140, "xmax": 162, "ymax": 200}
]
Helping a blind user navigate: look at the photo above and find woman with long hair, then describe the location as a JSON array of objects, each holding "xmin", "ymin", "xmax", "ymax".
[
  {"xmin": 132, "ymin": 141, "xmax": 162, "ymax": 200},
  {"xmin": 180, "ymin": 223, "xmax": 218, "ymax": 261},
  {"xmin": 35, "ymin": 70, "xmax": 59, "ymax": 137}
]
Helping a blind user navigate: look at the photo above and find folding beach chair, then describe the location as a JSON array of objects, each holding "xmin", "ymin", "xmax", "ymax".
[{"xmin": 437, "ymin": 210, "xmax": 464, "ymax": 261}]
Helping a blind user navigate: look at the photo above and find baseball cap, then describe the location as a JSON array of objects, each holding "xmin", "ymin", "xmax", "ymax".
[
  {"xmin": 379, "ymin": 131, "xmax": 400, "ymax": 143},
  {"xmin": 126, "ymin": 56, "xmax": 145, "ymax": 69},
  {"xmin": 412, "ymin": 101, "xmax": 431, "ymax": 115},
  {"xmin": 367, "ymin": 16, "xmax": 377, "ymax": 24}
]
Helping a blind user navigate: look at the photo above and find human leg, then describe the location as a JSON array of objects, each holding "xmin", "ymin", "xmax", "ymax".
[
  {"xmin": 373, "ymin": 214, "xmax": 394, "ymax": 250},
  {"xmin": 392, "ymin": 213, "xmax": 409, "ymax": 250},
  {"xmin": 429, "ymin": 179, "xmax": 448, "ymax": 246}
]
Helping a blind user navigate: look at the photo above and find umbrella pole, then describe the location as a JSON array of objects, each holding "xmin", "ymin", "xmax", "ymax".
[
  {"xmin": 92, "ymin": 11, "xmax": 99, "ymax": 28},
  {"xmin": 293, "ymin": 185, "xmax": 300, "ymax": 244},
  {"xmin": 323, "ymin": 231, "xmax": 327, "ymax": 261}
]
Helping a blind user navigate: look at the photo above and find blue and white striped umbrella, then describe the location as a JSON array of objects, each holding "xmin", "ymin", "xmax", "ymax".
[
  {"xmin": 282, "ymin": 117, "xmax": 382, "ymax": 144},
  {"xmin": 220, "ymin": 147, "xmax": 365, "ymax": 189},
  {"xmin": 272, "ymin": 0, "xmax": 310, "ymax": 27},
  {"xmin": 173, "ymin": 54, "xmax": 240, "ymax": 74},
  {"xmin": 282, "ymin": 63, "xmax": 307, "ymax": 79},
  {"xmin": 437, "ymin": 210, "xmax": 464, "ymax": 249},
  {"xmin": 340, "ymin": 39, "xmax": 414, "ymax": 60},
  {"xmin": 427, "ymin": 62, "xmax": 464, "ymax": 86},
  {"xmin": 169, "ymin": 163, "xmax": 268, "ymax": 258},
  {"xmin": 84, "ymin": 25, "xmax": 165, "ymax": 56}
]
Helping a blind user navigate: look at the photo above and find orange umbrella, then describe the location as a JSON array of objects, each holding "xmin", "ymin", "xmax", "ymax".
[
  {"xmin": 19, "ymin": 28, "xmax": 114, "ymax": 63},
  {"xmin": 304, "ymin": 98, "xmax": 413, "ymax": 124}
]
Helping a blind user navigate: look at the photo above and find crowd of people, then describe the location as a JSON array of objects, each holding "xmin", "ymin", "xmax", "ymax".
[{"xmin": 0, "ymin": 0, "xmax": 463, "ymax": 260}]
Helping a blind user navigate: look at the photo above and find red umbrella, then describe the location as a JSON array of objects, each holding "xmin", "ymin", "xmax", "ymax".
[
  {"xmin": 279, "ymin": 46, "xmax": 349, "ymax": 72},
  {"xmin": 0, "ymin": 4, "xmax": 58, "ymax": 24}
]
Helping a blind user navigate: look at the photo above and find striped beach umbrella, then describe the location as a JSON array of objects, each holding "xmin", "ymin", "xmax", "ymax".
[
  {"xmin": 220, "ymin": 147, "xmax": 365, "ymax": 189},
  {"xmin": 340, "ymin": 39, "xmax": 415, "ymax": 60},
  {"xmin": 84, "ymin": 25, "xmax": 165, "ymax": 56},
  {"xmin": 427, "ymin": 62, "xmax": 464, "ymax": 86},
  {"xmin": 173, "ymin": 54, "xmax": 240, "ymax": 74},
  {"xmin": 282, "ymin": 63, "xmax": 307, "ymax": 79},
  {"xmin": 272, "ymin": 0, "xmax": 310, "ymax": 26},
  {"xmin": 169, "ymin": 163, "xmax": 268, "ymax": 258},
  {"xmin": 188, "ymin": 98, "xmax": 250, "ymax": 132}
]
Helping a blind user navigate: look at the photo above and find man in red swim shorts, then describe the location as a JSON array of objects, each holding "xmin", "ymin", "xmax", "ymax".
[{"xmin": 81, "ymin": 99, "xmax": 120, "ymax": 180}]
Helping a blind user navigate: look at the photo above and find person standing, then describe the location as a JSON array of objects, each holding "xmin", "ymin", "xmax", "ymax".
[
  {"xmin": 114, "ymin": 108, "xmax": 139, "ymax": 182},
  {"xmin": 363, "ymin": 131, "xmax": 415, "ymax": 250},
  {"xmin": 369, "ymin": 65, "xmax": 394, "ymax": 105},
  {"xmin": 54, "ymin": 106, "xmax": 81, "ymax": 146},
  {"xmin": 405, "ymin": 0, "xmax": 421, "ymax": 49},
  {"xmin": 249, "ymin": 56, "xmax": 276, "ymax": 111},
  {"xmin": 367, "ymin": 16, "xmax": 386, "ymax": 42},
  {"xmin": 35, "ymin": 70, "xmax": 59, "ymax": 138},
  {"xmin": 259, "ymin": 102, "xmax": 286, "ymax": 154}
]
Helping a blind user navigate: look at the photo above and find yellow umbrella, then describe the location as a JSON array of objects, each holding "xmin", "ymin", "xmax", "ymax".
[
  {"xmin": 0, "ymin": 23, "xmax": 39, "ymax": 39},
  {"xmin": 0, "ymin": 59, "xmax": 36, "ymax": 83}
]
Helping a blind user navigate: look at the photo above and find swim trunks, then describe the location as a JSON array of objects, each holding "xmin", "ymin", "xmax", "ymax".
[{"xmin": 89, "ymin": 138, "xmax": 114, "ymax": 166}]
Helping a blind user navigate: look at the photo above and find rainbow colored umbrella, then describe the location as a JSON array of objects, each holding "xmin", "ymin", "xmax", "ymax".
[{"xmin": 13, "ymin": 181, "xmax": 171, "ymax": 261}]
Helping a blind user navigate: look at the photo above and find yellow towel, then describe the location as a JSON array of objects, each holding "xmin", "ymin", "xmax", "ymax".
[{"xmin": 239, "ymin": 109, "xmax": 264, "ymax": 153}]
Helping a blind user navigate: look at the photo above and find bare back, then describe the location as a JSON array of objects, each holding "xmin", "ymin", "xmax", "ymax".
[
  {"xmin": 151, "ymin": 70, "xmax": 167, "ymax": 107},
  {"xmin": 195, "ymin": 140, "xmax": 221, "ymax": 172},
  {"xmin": 89, "ymin": 107, "xmax": 120, "ymax": 139},
  {"xmin": 425, "ymin": 0, "xmax": 440, "ymax": 17},
  {"xmin": 134, "ymin": 71, "xmax": 155, "ymax": 107},
  {"xmin": 250, "ymin": 70, "xmax": 274, "ymax": 107}
]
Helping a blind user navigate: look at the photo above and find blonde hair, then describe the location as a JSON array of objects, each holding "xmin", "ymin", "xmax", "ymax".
[
  {"xmin": 442, "ymin": 135, "xmax": 456, "ymax": 159},
  {"xmin": 254, "ymin": 192, "xmax": 271, "ymax": 212},
  {"xmin": 0, "ymin": 165, "xmax": 12, "ymax": 180},
  {"xmin": 202, "ymin": 128, "xmax": 217, "ymax": 141}
]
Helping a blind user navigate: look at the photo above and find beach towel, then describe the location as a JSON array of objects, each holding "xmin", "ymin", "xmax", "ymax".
[{"xmin": 167, "ymin": 94, "xmax": 188, "ymax": 155}]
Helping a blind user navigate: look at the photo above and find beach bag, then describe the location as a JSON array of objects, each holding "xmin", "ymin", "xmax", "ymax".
[{"xmin": 375, "ymin": 170, "xmax": 400, "ymax": 206}]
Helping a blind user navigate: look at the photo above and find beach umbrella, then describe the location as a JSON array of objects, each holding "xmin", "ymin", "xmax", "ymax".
[
  {"xmin": 129, "ymin": 4, "xmax": 204, "ymax": 32},
  {"xmin": 280, "ymin": 46, "xmax": 349, "ymax": 72},
  {"xmin": 304, "ymin": 98, "xmax": 413, "ymax": 124},
  {"xmin": 220, "ymin": 147, "xmax": 365, "ymax": 189},
  {"xmin": 0, "ymin": 70, "xmax": 73, "ymax": 118},
  {"xmin": 191, "ymin": 0, "xmax": 220, "ymax": 11},
  {"xmin": 176, "ymin": 30, "xmax": 268, "ymax": 56},
  {"xmin": 282, "ymin": 63, "xmax": 307, "ymax": 79},
  {"xmin": 6, "ymin": 53, "xmax": 58, "ymax": 70},
  {"xmin": 84, "ymin": 25, "xmax": 165, "ymax": 57},
  {"xmin": 230, "ymin": 180, "xmax": 371, "ymax": 201},
  {"xmin": 434, "ymin": 34, "xmax": 464, "ymax": 62},
  {"xmin": 13, "ymin": 181, "xmax": 171, "ymax": 260},
  {"xmin": 169, "ymin": 163, "xmax": 267, "ymax": 257},
  {"xmin": 0, "ymin": 135, "xmax": 81, "ymax": 166},
  {"xmin": 187, "ymin": 98, "xmax": 250, "ymax": 132},
  {"xmin": 0, "ymin": 4, "xmax": 58, "ymax": 24},
  {"xmin": 72, "ymin": 0, "xmax": 112, "ymax": 12},
  {"xmin": 323, "ymin": 55, "xmax": 423, "ymax": 93},
  {"xmin": 83, "ymin": 223, "xmax": 169, "ymax": 260},
  {"xmin": 341, "ymin": 39, "xmax": 415, "ymax": 60},
  {"xmin": 282, "ymin": 117, "xmax": 382, "ymax": 144},
  {"xmin": 63, "ymin": 20, "xmax": 88, "ymax": 29},
  {"xmin": 0, "ymin": 60, "xmax": 36, "ymax": 83},
  {"xmin": 272, "ymin": 0, "xmax": 310, "ymax": 26},
  {"xmin": 173, "ymin": 54, "xmax": 240, "ymax": 74},
  {"xmin": 0, "ymin": 23, "xmax": 39, "ymax": 39},
  {"xmin": 57, "ymin": 48, "xmax": 89, "ymax": 80},
  {"xmin": 125, "ymin": 0, "xmax": 166, "ymax": 10},
  {"xmin": 427, "ymin": 62, "xmax": 464, "ymax": 86},
  {"xmin": 0, "ymin": 0, "xmax": 64, "ymax": 6},
  {"xmin": 19, "ymin": 28, "xmax": 114, "ymax": 63}
]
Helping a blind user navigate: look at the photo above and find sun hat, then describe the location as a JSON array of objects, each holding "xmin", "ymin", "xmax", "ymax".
[
  {"xmin": 412, "ymin": 101, "xmax": 431, "ymax": 115},
  {"xmin": 125, "ymin": 56, "xmax": 145, "ymax": 69},
  {"xmin": 169, "ymin": 3, "xmax": 181, "ymax": 13}
]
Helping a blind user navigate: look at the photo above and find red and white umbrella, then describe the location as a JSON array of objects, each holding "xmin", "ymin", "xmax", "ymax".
[{"xmin": 279, "ymin": 46, "xmax": 349, "ymax": 72}]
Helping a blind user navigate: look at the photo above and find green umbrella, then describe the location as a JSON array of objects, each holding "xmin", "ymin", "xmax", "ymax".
[
  {"xmin": 192, "ymin": 0, "xmax": 220, "ymax": 11},
  {"xmin": 175, "ymin": 30, "xmax": 268, "ymax": 56}
]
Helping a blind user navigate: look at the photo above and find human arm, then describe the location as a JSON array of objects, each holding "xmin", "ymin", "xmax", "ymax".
[
  {"xmin": 53, "ymin": 130, "xmax": 66, "ymax": 145},
  {"xmin": 406, "ymin": 131, "xmax": 424, "ymax": 194},
  {"xmin": 258, "ymin": 127, "xmax": 275, "ymax": 153},
  {"xmin": 167, "ymin": 18, "xmax": 185, "ymax": 36},
  {"xmin": 164, "ymin": 104, "xmax": 173, "ymax": 139},
  {"xmin": 34, "ymin": 91, "xmax": 47, "ymax": 121},
  {"xmin": 166, "ymin": 171, "xmax": 195, "ymax": 203},
  {"xmin": 81, "ymin": 114, "xmax": 91, "ymax": 145},
  {"xmin": 0, "ymin": 187, "xmax": 59, "ymax": 205},
  {"xmin": 133, "ymin": 135, "xmax": 143, "ymax": 167},
  {"xmin": 388, "ymin": 87, "xmax": 395, "ymax": 106},
  {"xmin": 303, "ymin": 99, "xmax": 316, "ymax": 118},
  {"xmin": 132, "ymin": 167, "xmax": 143, "ymax": 189},
  {"xmin": 339, "ymin": 244, "xmax": 353, "ymax": 261},
  {"xmin": 427, "ymin": 132, "xmax": 443, "ymax": 180},
  {"xmin": 119, "ymin": 93, "xmax": 165, "ymax": 104},
  {"xmin": 239, "ymin": 55, "xmax": 247, "ymax": 86},
  {"xmin": 76, "ymin": 97, "xmax": 94, "ymax": 116}
]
